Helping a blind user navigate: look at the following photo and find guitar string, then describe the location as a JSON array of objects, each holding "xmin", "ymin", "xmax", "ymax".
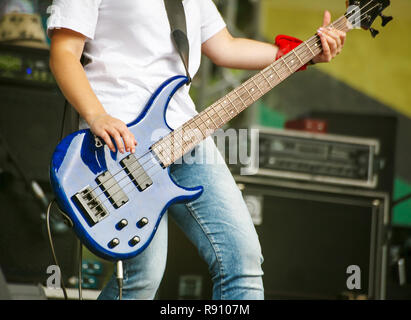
[
  {"xmin": 84, "ymin": 5, "xmax": 377, "ymax": 211},
  {"xmin": 84, "ymin": 5, "xmax": 379, "ymax": 213},
  {"xmin": 84, "ymin": 4, "xmax": 377, "ymax": 210},
  {"xmin": 148, "ymin": 0, "xmax": 379, "ymax": 162},
  {"xmin": 78, "ymin": 0, "xmax": 373, "ymax": 203}
]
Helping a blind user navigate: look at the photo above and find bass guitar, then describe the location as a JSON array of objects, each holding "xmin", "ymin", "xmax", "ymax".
[{"xmin": 50, "ymin": 0, "xmax": 392, "ymax": 260}]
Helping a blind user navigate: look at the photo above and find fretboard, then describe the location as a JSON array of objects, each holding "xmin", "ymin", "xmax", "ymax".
[{"xmin": 152, "ymin": 16, "xmax": 350, "ymax": 167}]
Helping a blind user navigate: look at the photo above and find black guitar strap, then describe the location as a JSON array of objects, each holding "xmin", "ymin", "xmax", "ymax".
[{"xmin": 164, "ymin": 0, "xmax": 192, "ymax": 83}]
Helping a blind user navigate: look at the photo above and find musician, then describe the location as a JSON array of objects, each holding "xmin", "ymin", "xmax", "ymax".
[{"xmin": 47, "ymin": 0, "xmax": 345, "ymax": 300}]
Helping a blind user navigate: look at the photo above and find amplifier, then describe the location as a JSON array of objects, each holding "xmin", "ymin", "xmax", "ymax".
[
  {"xmin": 0, "ymin": 44, "xmax": 65, "ymax": 182},
  {"xmin": 0, "ymin": 44, "xmax": 56, "ymax": 87},
  {"xmin": 244, "ymin": 127, "xmax": 382, "ymax": 189},
  {"xmin": 159, "ymin": 176, "xmax": 390, "ymax": 300},
  {"xmin": 237, "ymin": 176, "xmax": 389, "ymax": 300}
]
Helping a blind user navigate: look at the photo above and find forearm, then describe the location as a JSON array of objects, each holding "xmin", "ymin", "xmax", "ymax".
[
  {"xmin": 219, "ymin": 37, "xmax": 278, "ymax": 70},
  {"xmin": 202, "ymin": 28, "xmax": 278, "ymax": 71},
  {"xmin": 49, "ymin": 49, "xmax": 106, "ymax": 125}
]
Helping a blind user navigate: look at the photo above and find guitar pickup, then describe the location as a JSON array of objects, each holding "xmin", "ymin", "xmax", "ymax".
[
  {"xmin": 120, "ymin": 154, "xmax": 153, "ymax": 191},
  {"xmin": 96, "ymin": 171, "xmax": 129, "ymax": 209},
  {"xmin": 72, "ymin": 186, "xmax": 109, "ymax": 226}
]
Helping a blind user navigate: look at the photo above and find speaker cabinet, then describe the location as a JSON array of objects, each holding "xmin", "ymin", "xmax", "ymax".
[
  {"xmin": 160, "ymin": 176, "xmax": 389, "ymax": 300},
  {"xmin": 0, "ymin": 45, "xmax": 77, "ymax": 286},
  {"xmin": 0, "ymin": 44, "xmax": 66, "ymax": 182},
  {"xmin": 0, "ymin": 178, "xmax": 77, "ymax": 286}
]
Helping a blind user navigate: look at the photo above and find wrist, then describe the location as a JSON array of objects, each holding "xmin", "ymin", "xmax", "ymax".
[{"xmin": 87, "ymin": 112, "xmax": 108, "ymax": 127}]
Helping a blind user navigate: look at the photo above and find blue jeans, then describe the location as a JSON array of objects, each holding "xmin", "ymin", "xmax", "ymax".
[{"xmin": 98, "ymin": 137, "xmax": 264, "ymax": 300}]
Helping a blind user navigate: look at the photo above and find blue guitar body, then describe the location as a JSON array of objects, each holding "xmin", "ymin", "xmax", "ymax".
[{"xmin": 50, "ymin": 75, "xmax": 203, "ymax": 261}]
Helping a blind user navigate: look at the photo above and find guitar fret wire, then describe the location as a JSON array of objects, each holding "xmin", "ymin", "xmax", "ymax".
[
  {"xmin": 151, "ymin": 9, "xmax": 363, "ymax": 166},
  {"xmin": 158, "ymin": 137, "xmax": 173, "ymax": 162},
  {"xmin": 271, "ymin": 64, "xmax": 283, "ymax": 81},
  {"xmin": 257, "ymin": 73, "xmax": 271, "ymax": 92},
  {"xmin": 283, "ymin": 54, "xmax": 300, "ymax": 72},
  {"xmin": 87, "ymin": 34, "xmax": 359, "ymax": 208},
  {"xmin": 251, "ymin": 77, "xmax": 264, "ymax": 96},
  {"xmin": 96, "ymin": 4, "xmax": 371, "ymax": 205},
  {"xmin": 190, "ymin": 119, "xmax": 203, "ymax": 141},
  {"xmin": 200, "ymin": 108, "xmax": 219, "ymax": 135},
  {"xmin": 85, "ymin": 10, "xmax": 369, "ymax": 205},
  {"xmin": 225, "ymin": 93, "xmax": 239, "ymax": 117},
  {"xmin": 170, "ymin": 104, "xmax": 226, "ymax": 164},
  {"xmin": 219, "ymin": 100, "xmax": 232, "ymax": 120},
  {"xmin": 232, "ymin": 88, "xmax": 248, "ymax": 110},
  {"xmin": 236, "ymin": 86, "xmax": 253, "ymax": 107},
  {"xmin": 292, "ymin": 49, "xmax": 304, "ymax": 65},
  {"xmin": 227, "ymin": 93, "xmax": 239, "ymax": 113},
  {"xmin": 170, "ymin": 131, "xmax": 184, "ymax": 160},
  {"xmin": 84, "ymin": 40, "xmax": 350, "ymax": 208},
  {"xmin": 242, "ymin": 83, "xmax": 256, "ymax": 102},
  {"xmin": 244, "ymin": 81, "xmax": 258, "ymax": 100},
  {"xmin": 206, "ymin": 108, "xmax": 219, "ymax": 129},
  {"xmin": 194, "ymin": 116, "xmax": 206, "ymax": 134},
  {"xmin": 212, "ymin": 103, "xmax": 225, "ymax": 125},
  {"xmin": 305, "ymin": 40, "xmax": 316, "ymax": 56},
  {"xmin": 261, "ymin": 69, "xmax": 274, "ymax": 88},
  {"xmin": 282, "ymin": 58, "xmax": 293, "ymax": 74},
  {"xmin": 90, "ymin": 43, "xmax": 360, "ymax": 207}
]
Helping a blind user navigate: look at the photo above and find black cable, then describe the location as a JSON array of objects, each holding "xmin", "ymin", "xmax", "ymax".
[
  {"xmin": 59, "ymin": 99, "xmax": 69, "ymax": 143},
  {"xmin": 393, "ymin": 193, "xmax": 411, "ymax": 207},
  {"xmin": 46, "ymin": 200, "xmax": 69, "ymax": 300},
  {"xmin": 78, "ymin": 240, "xmax": 83, "ymax": 300}
]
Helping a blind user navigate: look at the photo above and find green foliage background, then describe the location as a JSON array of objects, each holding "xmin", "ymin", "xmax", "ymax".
[{"xmin": 260, "ymin": 0, "xmax": 411, "ymax": 118}]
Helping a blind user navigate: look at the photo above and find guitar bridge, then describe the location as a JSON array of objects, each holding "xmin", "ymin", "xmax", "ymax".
[{"xmin": 72, "ymin": 186, "xmax": 109, "ymax": 226}]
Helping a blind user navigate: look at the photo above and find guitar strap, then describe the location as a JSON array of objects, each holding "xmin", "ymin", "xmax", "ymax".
[
  {"xmin": 164, "ymin": 0, "xmax": 192, "ymax": 83},
  {"xmin": 59, "ymin": 0, "xmax": 191, "ymax": 141}
]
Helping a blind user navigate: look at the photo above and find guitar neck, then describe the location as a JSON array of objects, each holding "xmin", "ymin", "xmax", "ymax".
[{"xmin": 153, "ymin": 16, "xmax": 350, "ymax": 168}]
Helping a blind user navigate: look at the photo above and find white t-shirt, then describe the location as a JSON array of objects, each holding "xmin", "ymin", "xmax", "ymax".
[{"xmin": 47, "ymin": 0, "xmax": 226, "ymax": 129}]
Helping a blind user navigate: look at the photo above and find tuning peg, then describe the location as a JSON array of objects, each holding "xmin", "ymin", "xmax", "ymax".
[
  {"xmin": 370, "ymin": 28, "xmax": 380, "ymax": 38},
  {"xmin": 380, "ymin": 14, "xmax": 393, "ymax": 27}
]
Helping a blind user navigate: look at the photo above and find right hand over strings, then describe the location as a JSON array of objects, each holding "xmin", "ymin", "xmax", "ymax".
[{"xmin": 89, "ymin": 113, "xmax": 137, "ymax": 154}]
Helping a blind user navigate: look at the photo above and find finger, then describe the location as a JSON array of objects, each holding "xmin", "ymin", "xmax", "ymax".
[
  {"xmin": 107, "ymin": 128, "xmax": 125, "ymax": 153},
  {"xmin": 321, "ymin": 30, "xmax": 337, "ymax": 57},
  {"xmin": 318, "ymin": 31, "xmax": 332, "ymax": 62},
  {"xmin": 323, "ymin": 28, "xmax": 341, "ymax": 54},
  {"xmin": 330, "ymin": 28, "xmax": 342, "ymax": 49},
  {"xmin": 322, "ymin": 10, "xmax": 331, "ymax": 28},
  {"xmin": 100, "ymin": 131, "xmax": 116, "ymax": 153},
  {"xmin": 131, "ymin": 133, "xmax": 138, "ymax": 151},
  {"xmin": 339, "ymin": 30, "xmax": 347, "ymax": 47},
  {"xmin": 118, "ymin": 126, "xmax": 135, "ymax": 153},
  {"xmin": 327, "ymin": 34, "xmax": 338, "ymax": 57}
]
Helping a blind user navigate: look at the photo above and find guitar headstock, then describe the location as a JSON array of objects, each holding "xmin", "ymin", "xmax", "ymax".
[{"xmin": 345, "ymin": 0, "xmax": 393, "ymax": 37}]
